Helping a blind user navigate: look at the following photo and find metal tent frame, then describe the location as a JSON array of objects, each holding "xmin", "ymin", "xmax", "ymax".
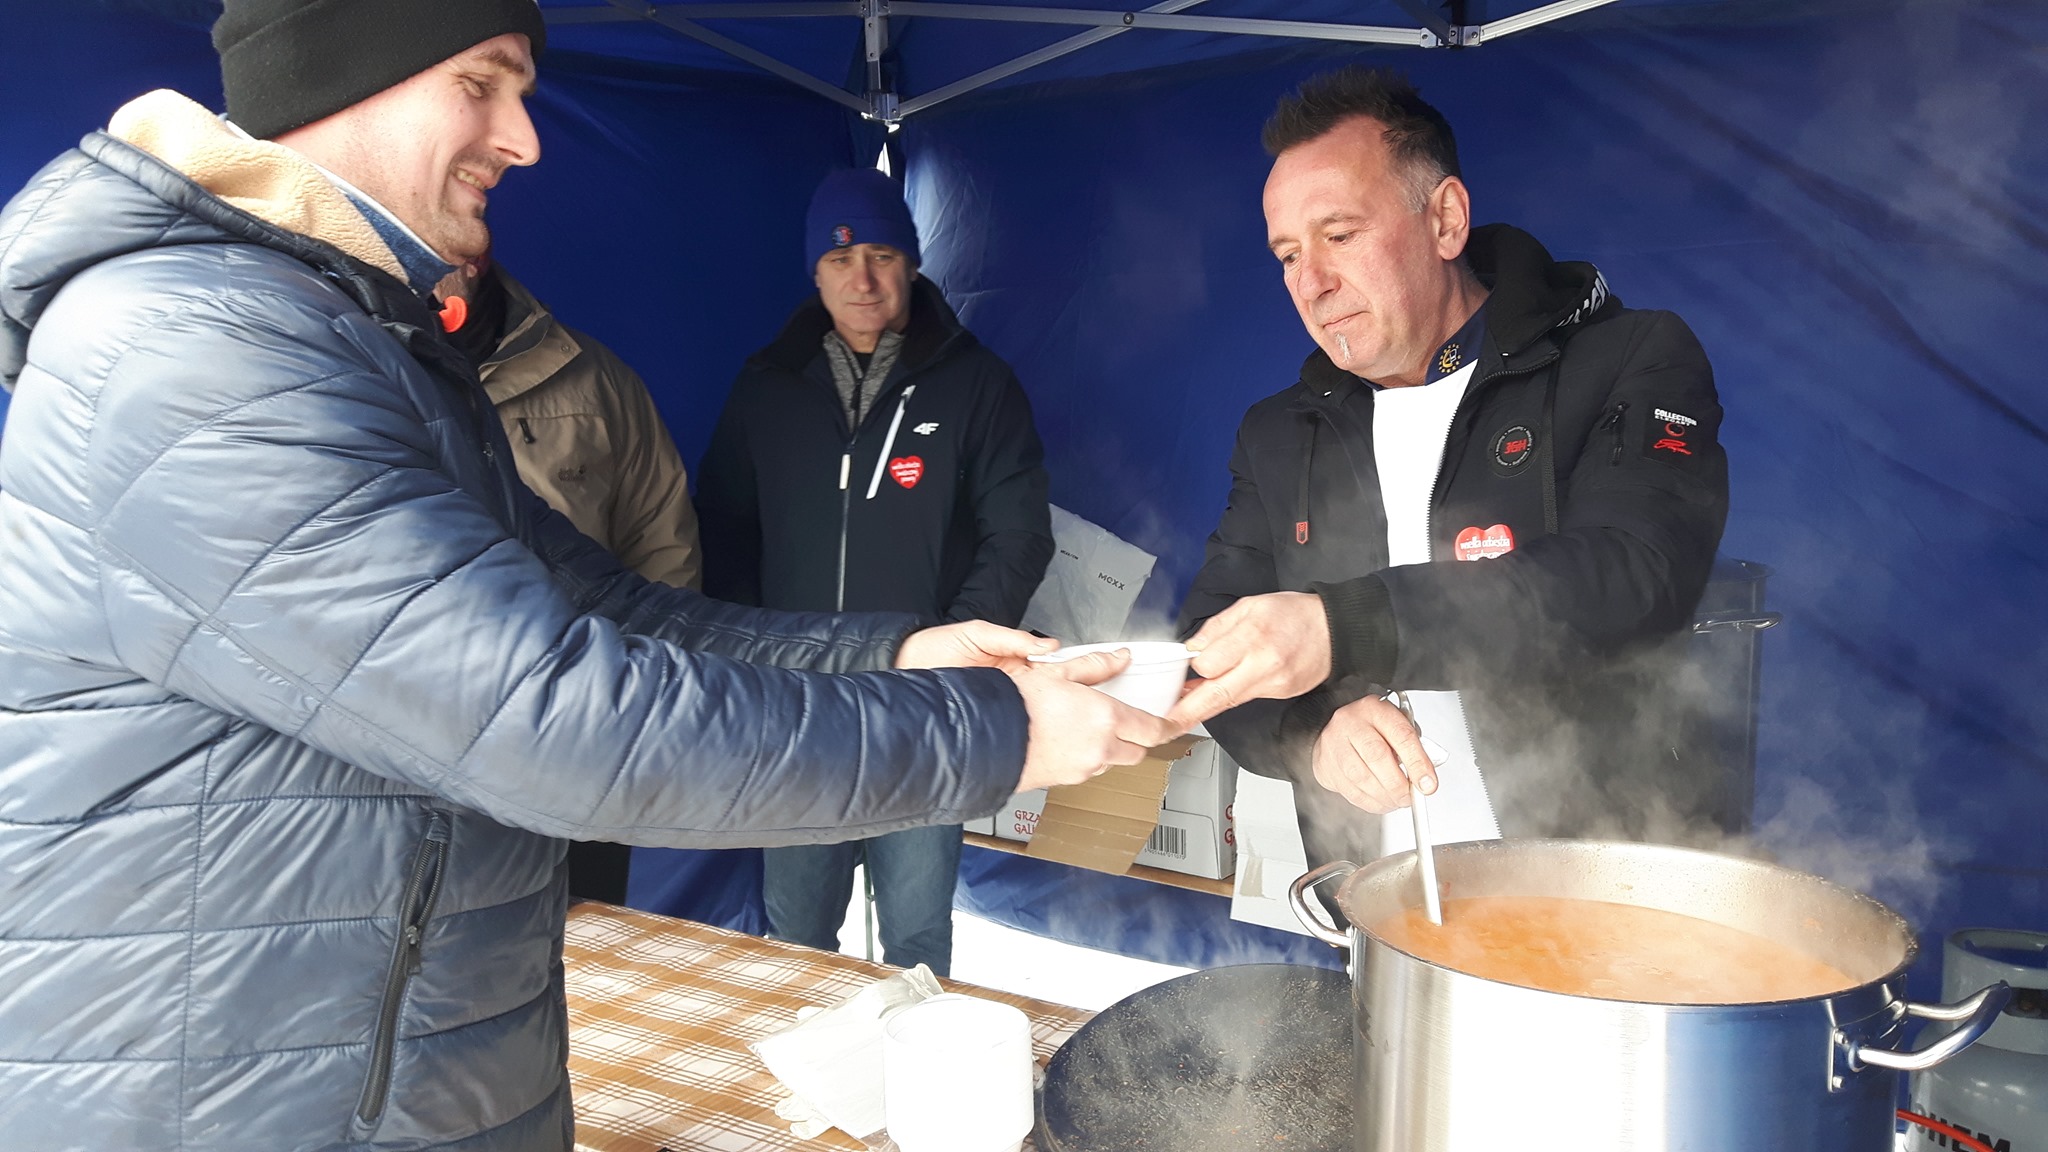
[{"xmin": 547, "ymin": 0, "xmax": 1624, "ymax": 121}]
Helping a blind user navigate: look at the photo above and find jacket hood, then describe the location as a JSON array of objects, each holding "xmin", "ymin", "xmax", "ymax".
[
  {"xmin": 1, "ymin": 90, "xmax": 418, "ymax": 392},
  {"xmin": 751, "ymin": 276, "xmax": 973, "ymax": 377},
  {"xmin": 1464, "ymin": 223, "xmax": 1615, "ymax": 356},
  {"xmin": 1296, "ymin": 222, "xmax": 1616, "ymax": 397}
]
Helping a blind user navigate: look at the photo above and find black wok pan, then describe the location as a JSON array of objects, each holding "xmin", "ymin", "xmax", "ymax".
[{"xmin": 1036, "ymin": 963, "xmax": 1351, "ymax": 1151}]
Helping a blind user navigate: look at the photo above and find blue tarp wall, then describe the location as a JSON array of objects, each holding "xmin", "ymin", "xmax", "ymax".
[{"xmin": 4, "ymin": 0, "xmax": 2043, "ymax": 992}]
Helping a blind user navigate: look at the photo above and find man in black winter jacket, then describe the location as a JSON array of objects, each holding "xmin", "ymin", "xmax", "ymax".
[
  {"xmin": 698, "ymin": 169, "xmax": 1053, "ymax": 972},
  {"xmin": 1168, "ymin": 67, "xmax": 1729, "ymax": 872}
]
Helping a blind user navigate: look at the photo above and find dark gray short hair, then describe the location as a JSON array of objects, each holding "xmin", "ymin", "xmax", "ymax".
[{"xmin": 1263, "ymin": 66, "xmax": 1462, "ymax": 210}]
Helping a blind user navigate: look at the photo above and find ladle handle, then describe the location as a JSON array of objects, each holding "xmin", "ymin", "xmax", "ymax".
[
  {"xmin": 1286, "ymin": 860, "xmax": 1358, "ymax": 949},
  {"xmin": 1847, "ymin": 982, "xmax": 2013, "ymax": 1072}
]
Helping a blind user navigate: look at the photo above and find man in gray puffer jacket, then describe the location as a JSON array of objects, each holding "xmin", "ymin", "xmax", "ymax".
[{"xmin": 0, "ymin": 4, "xmax": 1178, "ymax": 1150}]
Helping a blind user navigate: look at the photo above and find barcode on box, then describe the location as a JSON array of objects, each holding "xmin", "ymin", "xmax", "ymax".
[{"xmin": 1146, "ymin": 823, "xmax": 1187, "ymax": 859}]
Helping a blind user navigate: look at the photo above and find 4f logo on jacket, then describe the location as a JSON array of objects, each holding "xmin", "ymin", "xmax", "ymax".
[{"xmin": 912, "ymin": 422, "xmax": 940, "ymax": 435}]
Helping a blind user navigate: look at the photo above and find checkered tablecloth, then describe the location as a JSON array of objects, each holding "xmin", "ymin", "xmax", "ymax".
[{"xmin": 564, "ymin": 903, "xmax": 1094, "ymax": 1152}]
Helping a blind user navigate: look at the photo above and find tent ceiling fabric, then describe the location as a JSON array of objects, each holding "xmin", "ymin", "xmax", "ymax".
[
  {"xmin": 110, "ymin": 0, "xmax": 1907, "ymax": 122},
  {"xmin": 527, "ymin": 0, "xmax": 1692, "ymax": 119}
]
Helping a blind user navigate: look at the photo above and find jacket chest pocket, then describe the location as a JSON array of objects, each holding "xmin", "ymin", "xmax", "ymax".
[
  {"xmin": 352, "ymin": 810, "xmax": 452, "ymax": 1137},
  {"xmin": 502, "ymin": 412, "xmax": 617, "ymax": 540}
]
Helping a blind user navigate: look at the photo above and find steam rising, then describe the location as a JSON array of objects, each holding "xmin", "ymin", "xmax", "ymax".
[{"xmin": 1040, "ymin": 965, "xmax": 1351, "ymax": 1152}]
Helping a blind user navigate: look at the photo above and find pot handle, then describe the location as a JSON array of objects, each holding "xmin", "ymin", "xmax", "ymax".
[
  {"xmin": 1287, "ymin": 860, "xmax": 1358, "ymax": 949},
  {"xmin": 1846, "ymin": 982, "xmax": 2013, "ymax": 1073}
]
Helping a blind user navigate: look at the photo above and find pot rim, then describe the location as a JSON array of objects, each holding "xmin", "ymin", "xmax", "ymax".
[{"xmin": 1336, "ymin": 837, "xmax": 1919, "ymax": 1009}]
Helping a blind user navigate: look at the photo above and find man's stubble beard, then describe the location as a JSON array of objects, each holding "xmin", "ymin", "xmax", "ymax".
[
  {"xmin": 427, "ymin": 207, "xmax": 492, "ymax": 266},
  {"xmin": 429, "ymin": 151, "xmax": 507, "ymax": 264}
]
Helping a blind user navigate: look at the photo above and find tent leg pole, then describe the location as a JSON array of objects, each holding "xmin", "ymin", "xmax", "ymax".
[{"xmin": 862, "ymin": 848, "xmax": 878, "ymax": 964}]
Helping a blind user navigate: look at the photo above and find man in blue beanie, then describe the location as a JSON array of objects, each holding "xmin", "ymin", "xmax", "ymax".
[{"xmin": 698, "ymin": 169, "xmax": 1055, "ymax": 975}]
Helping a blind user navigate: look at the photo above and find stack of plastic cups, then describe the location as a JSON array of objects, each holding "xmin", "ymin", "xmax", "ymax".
[{"xmin": 882, "ymin": 994, "xmax": 1035, "ymax": 1152}]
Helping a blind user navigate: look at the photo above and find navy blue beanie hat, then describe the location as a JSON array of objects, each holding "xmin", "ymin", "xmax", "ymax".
[{"xmin": 805, "ymin": 168, "xmax": 921, "ymax": 273}]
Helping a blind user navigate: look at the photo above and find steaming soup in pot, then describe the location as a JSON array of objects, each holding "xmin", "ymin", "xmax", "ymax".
[{"xmin": 1372, "ymin": 896, "xmax": 1856, "ymax": 1004}]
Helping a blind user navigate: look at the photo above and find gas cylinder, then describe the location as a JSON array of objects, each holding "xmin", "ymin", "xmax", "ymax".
[{"xmin": 1907, "ymin": 928, "xmax": 2048, "ymax": 1152}]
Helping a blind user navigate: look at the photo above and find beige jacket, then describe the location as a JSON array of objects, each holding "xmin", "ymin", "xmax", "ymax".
[{"xmin": 481, "ymin": 274, "xmax": 702, "ymax": 589}]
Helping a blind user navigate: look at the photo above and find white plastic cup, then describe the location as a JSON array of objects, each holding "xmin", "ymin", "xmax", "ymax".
[
  {"xmin": 1028, "ymin": 640, "xmax": 1193, "ymax": 717},
  {"xmin": 881, "ymin": 994, "xmax": 1034, "ymax": 1152}
]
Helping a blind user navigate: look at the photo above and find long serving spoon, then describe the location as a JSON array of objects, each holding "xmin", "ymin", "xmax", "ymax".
[{"xmin": 1386, "ymin": 690, "xmax": 1443, "ymax": 926}]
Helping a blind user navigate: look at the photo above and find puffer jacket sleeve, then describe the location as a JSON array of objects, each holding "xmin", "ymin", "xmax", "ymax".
[
  {"xmin": 80, "ymin": 272, "xmax": 1025, "ymax": 846},
  {"xmin": 523, "ymin": 481, "xmax": 917, "ymax": 673}
]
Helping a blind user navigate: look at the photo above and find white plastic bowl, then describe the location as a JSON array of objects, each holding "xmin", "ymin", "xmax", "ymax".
[{"xmin": 1028, "ymin": 640, "xmax": 1193, "ymax": 717}]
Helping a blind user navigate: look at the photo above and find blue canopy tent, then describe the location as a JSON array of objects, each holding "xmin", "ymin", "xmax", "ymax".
[{"xmin": 3, "ymin": 0, "xmax": 2042, "ymax": 992}]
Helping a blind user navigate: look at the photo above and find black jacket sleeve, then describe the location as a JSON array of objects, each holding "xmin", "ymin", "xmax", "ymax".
[
  {"xmin": 1177, "ymin": 416, "xmax": 1340, "ymax": 781},
  {"xmin": 940, "ymin": 363, "xmax": 1053, "ymax": 627},
  {"xmin": 694, "ymin": 377, "xmax": 764, "ymax": 606},
  {"xmin": 1322, "ymin": 311, "xmax": 1728, "ymax": 690}
]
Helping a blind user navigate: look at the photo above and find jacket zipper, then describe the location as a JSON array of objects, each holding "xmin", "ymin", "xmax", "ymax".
[
  {"xmin": 863, "ymin": 385, "xmax": 917, "ymax": 499},
  {"xmin": 1427, "ymin": 346, "xmax": 1563, "ymax": 526},
  {"xmin": 1422, "ymin": 372, "xmax": 1494, "ymax": 562},
  {"xmin": 356, "ymin": 810, "xmax": 452, "ymax": 1129},
  {"xmin": 836, "ymin": 372, "xmax": 919, "ymax": 607},
  {"xmin": 836, "ymin": 451, "xmax": 851, "ymax": 611},
  {"xmin": 1601, "ymin": 401, "xmax": 1630, "ymax": 465}
]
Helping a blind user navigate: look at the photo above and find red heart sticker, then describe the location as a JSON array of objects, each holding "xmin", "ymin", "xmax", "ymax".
[
  {"xmin": 1454, "ymin": 524, "xmax": 1515, "ymax": 561},
  {"xmin": 888, "ymin": 456, "xmax": 924, "ymax": 489}
]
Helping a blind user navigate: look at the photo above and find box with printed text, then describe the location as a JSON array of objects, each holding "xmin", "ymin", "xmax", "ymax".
[{"xmin": 987, "ymin": 738, "xmax": 1237, "ymax": 879}]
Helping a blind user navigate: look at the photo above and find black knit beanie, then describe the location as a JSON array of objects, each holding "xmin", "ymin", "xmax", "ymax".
[{"xmin": 215, "ymin": 0, "xmax": 548, "ymax": 140}]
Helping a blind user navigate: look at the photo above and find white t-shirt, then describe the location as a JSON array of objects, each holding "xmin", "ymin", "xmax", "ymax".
[{"xmin": 1370, "ymin": 363, "xmax": 1502, "ymax": 853}]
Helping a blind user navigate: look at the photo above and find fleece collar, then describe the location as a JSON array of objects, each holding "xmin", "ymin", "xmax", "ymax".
[
  {"xmin": 107, "ymin": 90, "xmax": 418, "ymax": 287},
  {"xmin": 301, "ymin": 161, "xmax": 454, "ymax": 293}
]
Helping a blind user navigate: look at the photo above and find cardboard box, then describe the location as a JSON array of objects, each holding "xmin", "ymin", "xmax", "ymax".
[
  {"xmin": 1161, "ymin": 736, "xmax": 1233, "ymax": 820},
  {"xmin": 963, "ymin": 814, "xmax": 996, "ymax": 836},
  {"xmin": 1133, "ymin": 807, "xmax": 1230, "ymax": 878},
  {"xmin": 989, "ymin": 790, "xmax": 1047, "ymax": 842},
  {"xmin": 988, "ymin": 737, "xmax": 1237, "ymax": 880}
]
